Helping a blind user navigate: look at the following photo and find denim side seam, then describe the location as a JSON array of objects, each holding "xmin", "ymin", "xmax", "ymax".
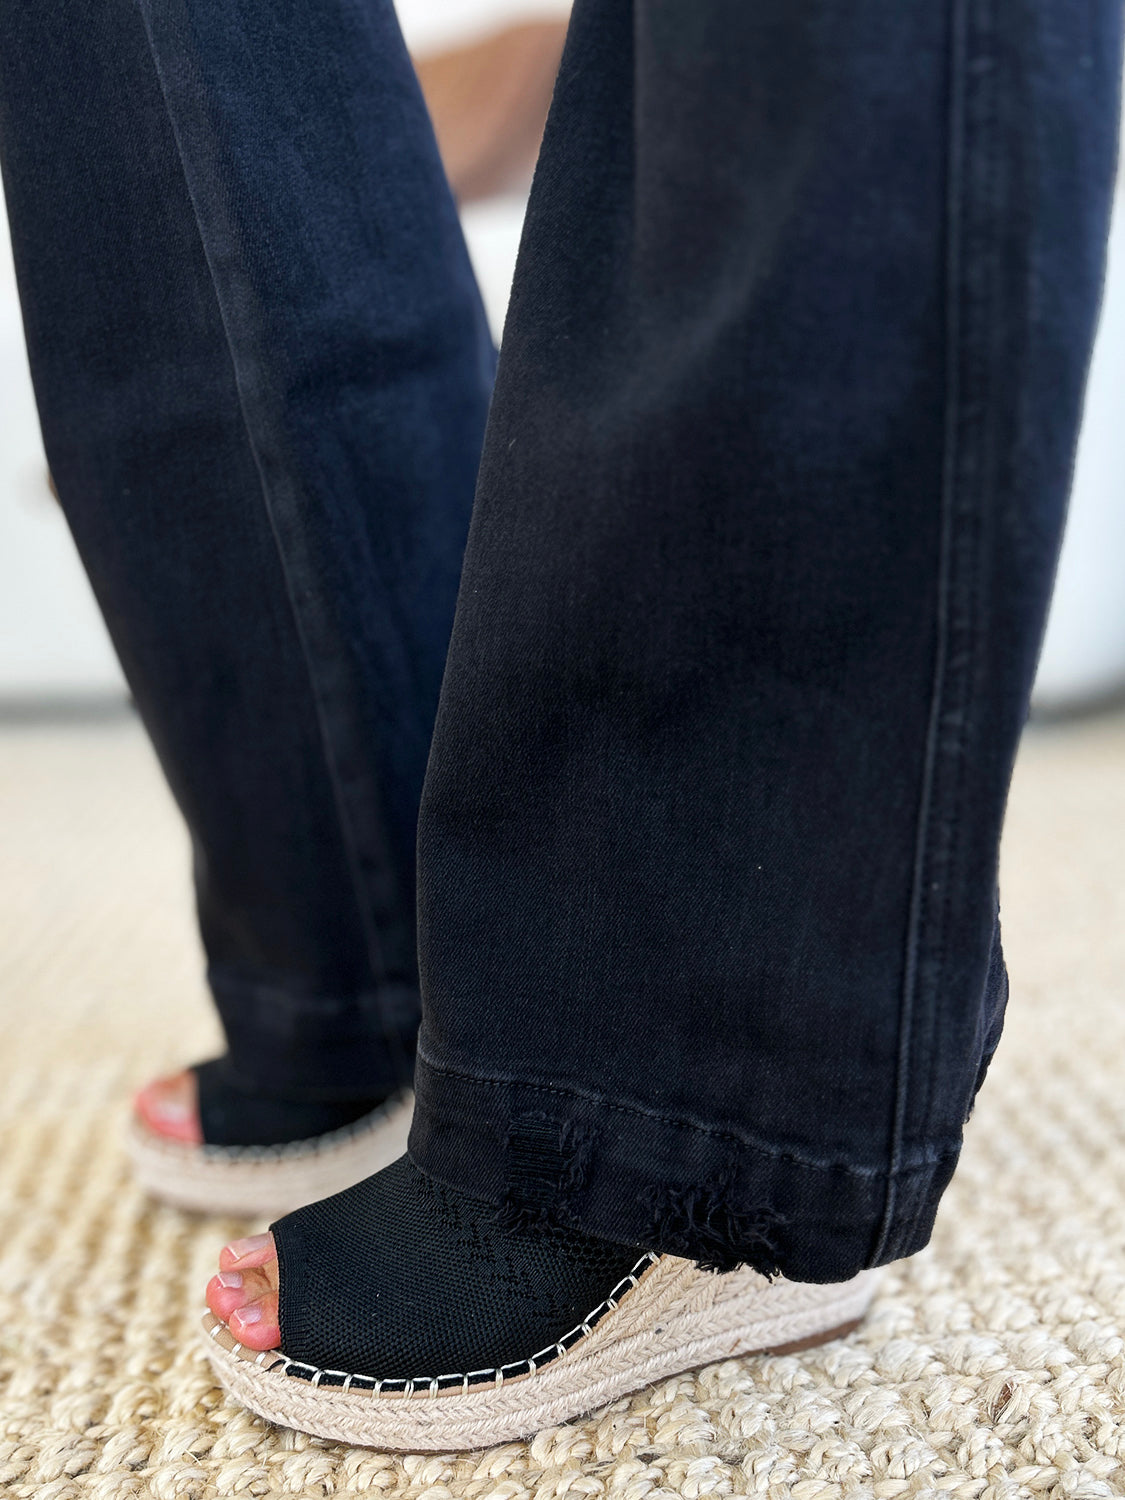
[
  {"xmin": 871, "ymin": 0, "xmax": 992, "ymax": 1265},
  {"xmin": 913, "ymin": 0, "xmax": 1001, "ymax": 1154},
  {"xmin": 132, "ymin": 0, "xmax": 415, "ymax": 1061}
]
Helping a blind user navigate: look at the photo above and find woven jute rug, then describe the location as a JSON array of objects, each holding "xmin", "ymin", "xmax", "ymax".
[{"xmin": 1, "ymin": 711, "xmax": 1124, "ymax": 1499}]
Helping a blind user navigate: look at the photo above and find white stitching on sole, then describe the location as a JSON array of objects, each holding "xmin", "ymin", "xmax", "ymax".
[
  {"xmin": 202, "ymin": 1263, "xmax": 882, "ymax": 1451},
  {"xmin": 219, "ymin": 1251, "xmax": 660, "ymax": 1399}
]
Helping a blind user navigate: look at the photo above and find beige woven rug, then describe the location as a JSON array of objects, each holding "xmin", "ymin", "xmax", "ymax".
[{"xmin": 1, "ymin": 711, "xmax": 1124, "ymax": 1499}]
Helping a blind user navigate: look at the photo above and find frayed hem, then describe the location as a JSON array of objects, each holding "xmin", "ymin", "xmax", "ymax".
[
  {"xmin": 497, "ymin": 1114, "xmax": 595, "ymax": 1231},
  {"xmin": 641, "ymin": 1177, "xmax": 786, "ymax": 1277}
]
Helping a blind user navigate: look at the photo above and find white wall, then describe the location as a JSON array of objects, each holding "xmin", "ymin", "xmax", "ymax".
[
  {"xmin": 1032, "ymin": 150, "xmax": 1125, "ymax": 712},
  {"xmin": 0, "ymin": 225, "xmax": 124, "ymax": 698}
]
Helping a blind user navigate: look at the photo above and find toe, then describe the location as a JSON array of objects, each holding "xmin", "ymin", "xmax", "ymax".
[
  {"xmin": 219, "ymin": 1232, "xmax": 277, "ymax": 1272},
  {"xmin": 207, "ymin": 1260, "xmax": 275, "ymax": 1317},
  {"xmin": 228, "ymin": 1289, "xmax": 281, "ymax": 1349},
  {"xmin": 134, "ymin": 1070, "xmax": 202, "ymax": 1145},
  {"xmin": 209, "ymin": 1231, "xmax": 281, "ymax": 1350}
]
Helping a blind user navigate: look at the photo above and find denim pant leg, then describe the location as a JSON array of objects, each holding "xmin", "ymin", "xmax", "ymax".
[
  {"xmin": 412, "ymin": 0, "xmax": 1122, "ymax": 1279},
  {"xmin": 0, "ymin": 0, "xmax": 494, "ymax": 1098}
]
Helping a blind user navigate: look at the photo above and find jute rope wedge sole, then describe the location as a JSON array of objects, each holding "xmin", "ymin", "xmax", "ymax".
[
  {"xmin": 201, "ymin": 1252, "xmax": 880, "ymax": 1450},
  {"xmin": 128, "ymin": 1091, "xmax": 413, "ymax": 1217}
]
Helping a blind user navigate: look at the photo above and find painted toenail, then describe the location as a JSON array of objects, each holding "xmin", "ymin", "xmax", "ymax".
[
  {"xmin": 216, "ymin": 1271, "xmax": 243, "ymax": 1289},
  {"xmin": 226, "ymin": 1234, "xmax": 272, "ymax": 1260},
  {"xmin": 153, "ymin": 1098, "xmax": 192, "ymax": 1121},
  {"xmin": 234, "ymin": 1303, "xmax": 262, "ymax": 1325}
]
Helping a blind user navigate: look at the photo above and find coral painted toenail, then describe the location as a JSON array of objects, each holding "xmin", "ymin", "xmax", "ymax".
[
  {"xmin": 216, "ymin": 1271, "xmax": 243, "ymax": 1289},
  {"xmin": 226, "ymin": 1234, "xmax": 272, "ymax": 1261},
  {"xmin": 234, "ymin": 1303, "xmax": 262, "ymax": 1325},
  {"xmin": 155, "ymin": 1102, "xmax": 192, "ymax": 1123}
]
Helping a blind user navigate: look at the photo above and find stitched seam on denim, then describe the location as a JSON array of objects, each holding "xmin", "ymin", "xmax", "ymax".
[
  {"xmin": 871, "ymin": 0, "xmax": 974, "ymax": 1266},
  {"xmin": 132, "ymin": 2, "xmax": 409, "ymax": 1036},
  {"xmin": 209, "ymin": 976, "xmax": 380, "ymax": 1013},
  {"xmin": 219, "ymin": 1253, "xmax": 660, "ymax": 1396},
  {"xmin": 208, "ymin": 966, "xmax": 416, "ymax": 1019},
  {"xmin": 918, "ymin": 0, "xmax": 1000, "ymax": 1149},
  {"xmin": 415, "ymin": 1048, "xmax": 960, "ymax": 1179}
]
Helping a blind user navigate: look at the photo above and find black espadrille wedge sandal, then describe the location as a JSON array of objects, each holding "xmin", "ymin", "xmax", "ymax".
[
  {"xmin": 128, "ymin": 1058, "xmax": 412, "ymax": 1217},
  {"xmin": 201, "ymin": 1155, "xmax": 880, "ymax": 1450}
]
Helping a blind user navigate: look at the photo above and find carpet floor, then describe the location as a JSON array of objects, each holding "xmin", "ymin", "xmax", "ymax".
[{"xmin": 1, "ymin": 711, "xmax": 1124, "ymax": 1499}]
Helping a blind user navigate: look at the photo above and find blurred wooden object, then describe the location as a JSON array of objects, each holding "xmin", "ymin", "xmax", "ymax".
[{"xmin": 414, "ymin": 19, "xmax": 568, "ymax": 203}]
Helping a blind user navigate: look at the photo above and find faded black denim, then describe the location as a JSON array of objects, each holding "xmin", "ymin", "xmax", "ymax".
[
  {"xmin": 2, "ymin": 0, "xmax": 1121, "ymax": 1280},
  {"xmin": 0, "ymin": 0, "xmax": 495, "ymax": 1099},
  {"xmin": 410, "ymin": 0, "xmax": 1122, "ymax": 1279}
]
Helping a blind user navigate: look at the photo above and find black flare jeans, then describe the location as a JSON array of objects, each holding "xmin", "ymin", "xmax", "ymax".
[{"xmin": 1, "ymin": 0, "xmax": 1120, "ymax": 1281}]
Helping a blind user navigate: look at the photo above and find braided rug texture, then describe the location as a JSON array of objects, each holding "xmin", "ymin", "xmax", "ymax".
[{"xmin": 1, "ymin": 712, "xmax": 1125, "ymax": 1498}]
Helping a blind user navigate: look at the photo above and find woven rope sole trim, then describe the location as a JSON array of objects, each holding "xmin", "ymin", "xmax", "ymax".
[
  {"xmin": 128, "ymin": 1091, "xmax": 414, "ymax": 1217},
  {"xmin": 201, "ymin": 1255, "xmax": 881, "ymax": 1450}
]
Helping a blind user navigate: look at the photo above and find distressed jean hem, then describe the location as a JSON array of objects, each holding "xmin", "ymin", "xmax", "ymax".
[{"xmin": 408, "ymin": 1052, "xmax": 960, "ymax": 1284}]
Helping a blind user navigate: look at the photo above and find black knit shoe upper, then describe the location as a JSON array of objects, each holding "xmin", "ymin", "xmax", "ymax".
[
  {"xmin": 193, "ymin": 1057, "xmax": 396, "ymax": 1148},
  {"xmin": 270, "ymin": 1155, "xmax": 646, "ymax": 1381}
]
